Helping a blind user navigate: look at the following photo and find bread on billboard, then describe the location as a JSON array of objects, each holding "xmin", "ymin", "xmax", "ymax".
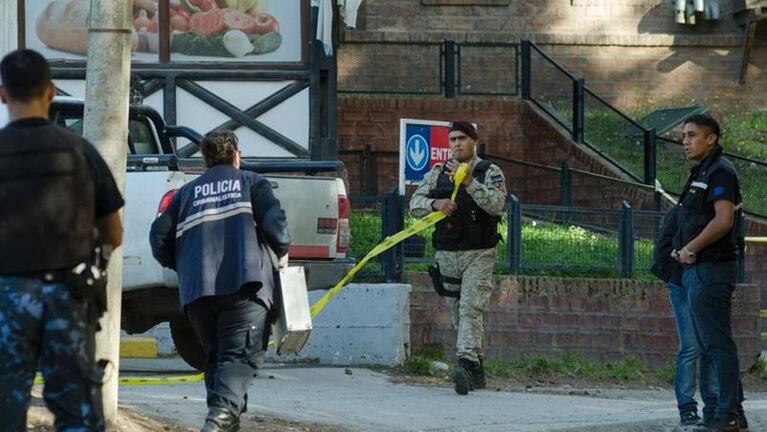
[{"xmin": 36, "ymin": 0, "xmax": 138, "ymax": 55}]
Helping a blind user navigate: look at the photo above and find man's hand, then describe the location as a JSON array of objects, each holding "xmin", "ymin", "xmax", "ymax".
[
  {"xmin": 672, "ymin": 247, "xmax": 697, "ymax": 265},
  {"xmin": 432, "ymin": 199, "xmax": 457, "ymax": 217},
  {"xmin": 445, "ymin": 160, "xmax": 473, "ymax": 186},
  {"xmin": 278, "ymin": 253, "xmax": 289, "ymax": 269}
]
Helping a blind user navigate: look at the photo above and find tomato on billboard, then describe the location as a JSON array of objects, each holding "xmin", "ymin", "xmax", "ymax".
[{"xmin": 23, "ymin": 0, "xmax": 301, "ymax": 63}]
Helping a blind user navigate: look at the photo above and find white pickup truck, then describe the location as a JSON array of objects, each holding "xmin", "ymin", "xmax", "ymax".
[{"xmin": 21, "ymin": 98, "xmax": 354, "ymax": 368}]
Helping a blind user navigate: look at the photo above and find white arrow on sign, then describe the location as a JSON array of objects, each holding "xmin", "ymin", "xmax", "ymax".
[{"xmin": 406, "ymin": 134, "xmax": 428, "ymax": 171}]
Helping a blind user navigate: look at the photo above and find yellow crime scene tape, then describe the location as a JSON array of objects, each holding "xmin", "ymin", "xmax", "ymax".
[
  {"xmin": 34, "ymin": 373, "xmax": 205, "ymax": 386},
  {"xmin": 33, "ymin": 164, "xmax": 469, "ymax": 387},
  {"xmin": 310, "ymin": 162, "xmax": 468, "ymax": 318}
]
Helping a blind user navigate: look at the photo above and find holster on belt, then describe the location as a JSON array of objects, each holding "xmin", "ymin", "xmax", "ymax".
[
  {"xmin": 68, "ymin": 245, "xmax": 109, "ymax": 329},
  {"xmin": 428, "ymin": 263, "xmax": 461, "ymax": 299}
]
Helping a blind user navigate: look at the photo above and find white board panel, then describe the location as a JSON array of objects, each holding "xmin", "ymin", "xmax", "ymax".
[
  {"xmin": 176, "ymin": 87, "xmax": 231, "ymax": 133},
  {"xmin": 142, "ymin": 90, "xmax": 164, "ymax": 118},
  {"xmin": 196, "ymin": 80, "xmax": 294, "ymax": 112},
  {"xmin": 256, "ymin": 87, "xmax": 309, "ymax": 148},
  {"xmin": 235, "ymin": 126, "xmax": 295, "ymax": 158}
]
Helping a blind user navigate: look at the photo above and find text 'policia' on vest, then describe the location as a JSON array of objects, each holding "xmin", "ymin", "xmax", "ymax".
[
  {"xmin": 0, "ymin": 122, "xmax": 95, "ymax": 273},
  {"xmin": 428, "ymin": 160, "xmax": 501, "ymax": 251}
]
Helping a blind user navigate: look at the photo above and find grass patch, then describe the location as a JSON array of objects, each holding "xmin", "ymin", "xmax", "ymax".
[
  {"xmin": 397, "ymin": 344, "xmax": 449, "ymax": 376},
  {"xmin": 656, "ymin": 361, "xmax": 676, "ymax": 385},
  {"xmin": 485, "ymin": 354, "xmax": 651, "ymax": 384},
  {"xmin": 579, "ymin": 107, "xmax": 767, "ymax": 216},
  {"xmin": 350, "ymin": 210, "xmax": 656, "ymax": 279},
  {"xmin": 399, "ymin": 356, "xmax": 435, "ymax": 376}
]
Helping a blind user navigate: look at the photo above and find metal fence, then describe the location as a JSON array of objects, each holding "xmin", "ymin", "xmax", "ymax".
[
  {"xmin": 338, "ymin": 40, "xmax": 519, "ymax": 97},
  {"xmin": 521, "ymin": 39, "xmax": 767, "ymax": 218},
  {"xmin": 583, "ymin": 88, "xmax": 649, "ymax": 183},
  {"xmin": 457, "ymin": 42, "xmax": 519, "ymax": 96},
  {"xmin": 524, "ymin": 42, "xmax": 576, "ymax": 133},
  {"xmin": 349, "ymin": 191, "xmax": 666, "ymax": 281}
]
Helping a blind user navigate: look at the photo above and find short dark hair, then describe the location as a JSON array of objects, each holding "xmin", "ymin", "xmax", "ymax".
[
  {"xmin": 448, "ymin": 121, "xmax": 478, "ymax": 141},
  {"xmin": 684, "ymin": 114, "xmax": 720, "ymax": 144},
  {"xmin": 0, "ymin": 49, "xmax": 51, "ymax": 101},
  {"xmin": 200, "ymin": 130, "xmax": 239, "ymax": 168}
]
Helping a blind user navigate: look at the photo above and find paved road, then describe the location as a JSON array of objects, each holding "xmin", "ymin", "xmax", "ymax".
[{"xmin": 118, "ymin": 359, "xmax": 767, "ymax": 432}]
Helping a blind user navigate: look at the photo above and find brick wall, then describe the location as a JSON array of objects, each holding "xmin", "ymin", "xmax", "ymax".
[
  {"xmin": 407, "ymin": 272, "xmax": 762, "ymax": 368},
  {"xmin": 361, "ymin": 0, "xmax": 740, "ymax": 36},
  {"xmin": 338, "ymin": 96, "xmax": 527, "ymax": 194},
  {"xmin": 342, "ymin": 1, "xmax": 767, "ymax": 110},
  {"xmin": 339, "ymin": 95, "xmax": 660, "ymax": 209}
]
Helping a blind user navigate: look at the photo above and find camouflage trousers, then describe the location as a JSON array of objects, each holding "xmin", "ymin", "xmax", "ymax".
[
  {"xmin": 0, "ymin": 276, "xmax": 104, "ymax": 432},
  {"xmin": 435, "ymin": 248, "xmax": 496, "ymax": 363}
]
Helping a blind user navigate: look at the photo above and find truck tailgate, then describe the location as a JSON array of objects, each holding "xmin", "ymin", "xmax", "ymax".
[{"xmin": 268, "ymin": 175, "xmax": 343, "ymax": 259}]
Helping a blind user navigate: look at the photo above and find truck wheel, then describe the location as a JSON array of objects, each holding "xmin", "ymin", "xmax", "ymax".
[{"xmin": 170, "ymin": 320, "xmax": 206, "ymax": 371}]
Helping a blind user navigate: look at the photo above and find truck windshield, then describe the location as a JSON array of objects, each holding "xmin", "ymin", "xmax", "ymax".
[{"xmin": 55, "ymin": 114, "xmax": 160, "ymax": 155}]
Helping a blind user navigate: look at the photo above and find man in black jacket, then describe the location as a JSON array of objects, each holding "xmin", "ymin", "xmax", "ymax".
[
  {"xmin": 670, "ymin": 114, "xmax": 747, "ymax": 432},
  {"xmin": 150, "ymin": 131, "xmax": 290, "ymax": 432}
]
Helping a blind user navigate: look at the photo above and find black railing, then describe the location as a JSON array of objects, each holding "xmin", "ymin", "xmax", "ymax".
[
  {"xmin": 520, "ymin": 39, "xmax": 767, "ymax": 218},
  {"xmin": 338, "ymin": 40, "xmax": 519, "ymax": 97},
  {"xmin": 350, "ymin": 193, "xmax": 666, "ymax": 280}
]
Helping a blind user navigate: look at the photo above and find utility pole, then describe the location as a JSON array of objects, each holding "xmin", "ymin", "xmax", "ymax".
[
  {"xmin": 82, "ymin": 0, "xmax": 133, "ymax": 428},
  {"xmin": 0, "ymin": 0, "xmax": 18, "ymax": 57}
]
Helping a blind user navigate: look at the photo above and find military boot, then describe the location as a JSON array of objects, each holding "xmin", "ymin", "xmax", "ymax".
[
  {"xmin": 454, "ymin": 358, "xmax": 480, "ymax": 395},
  {"xmin": 472, "ymin": 359, "xmax": 486, "ymax": 390},
  {"xmin": 200, "ymin": 407, "xmax": 240, "ymax": 432}
]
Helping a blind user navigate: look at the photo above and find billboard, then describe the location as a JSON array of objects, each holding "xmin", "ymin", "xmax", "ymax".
[
  {"xmin": 23, "ymin": 0, "xmax": 301, "ymax": 63},
  {"xmin": 398, "ymin": 119, "xmax": 453, "ymax": 195}
]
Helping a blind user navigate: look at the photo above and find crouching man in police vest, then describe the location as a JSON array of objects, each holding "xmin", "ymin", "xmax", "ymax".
[
  {"xmin": 150, "ymin": 131, "xmax": 290, "ymax": 432},
  {"xmin": 409, "ymin": 121, "xmax": 506, "ymax": 395}
]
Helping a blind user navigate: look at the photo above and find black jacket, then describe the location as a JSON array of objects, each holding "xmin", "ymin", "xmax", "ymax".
[{"xmin": 651, "ymin": 206, "xmax": 682, "ymax": 285}]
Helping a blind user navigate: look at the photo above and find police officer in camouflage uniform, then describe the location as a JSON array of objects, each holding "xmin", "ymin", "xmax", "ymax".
[
  {"xmin": 0, "ymin": 49, "xmax": 124, "ymax": 431},
  {"xmin": 410, "ymin": 121, "xmax": 506, "ymax": 395}
]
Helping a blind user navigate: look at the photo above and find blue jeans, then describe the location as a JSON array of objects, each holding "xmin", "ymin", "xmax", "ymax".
[
  {"xmin": 668, "ymin": 282, "xmax": 718, "ymax": 417},
  {"xmin": 684, "ymin": 261, "xmax": 741, "ymax": 421},
  {"xmin": 0, "ymin": 276, "xmax": 104, "ymax": 432}
]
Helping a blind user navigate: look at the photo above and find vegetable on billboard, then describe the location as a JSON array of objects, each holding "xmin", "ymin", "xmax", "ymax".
[{"xmin": 31, "ymin": 0, "xmax": 285, "ymax": 60}]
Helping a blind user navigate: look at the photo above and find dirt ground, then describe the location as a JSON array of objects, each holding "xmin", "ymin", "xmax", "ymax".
[{"xmin": 26, "ymin": 390, "xmax": 345, "ymax": 432}]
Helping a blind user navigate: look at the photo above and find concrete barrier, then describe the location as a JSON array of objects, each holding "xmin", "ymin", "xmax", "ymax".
[
  {"xmin": 268, "ymin": 283, "xmax": 411, "ymax": 366},
  {"xmin": 129, "ymin": 283, "xmax": 412, "ymax": 366}
]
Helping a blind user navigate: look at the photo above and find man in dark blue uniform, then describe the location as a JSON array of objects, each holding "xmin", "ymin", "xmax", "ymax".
[
  {"xmin": 653, "ymin": 207, "xmax": 718, "ymax": 427},
  {"xmin": 150, "ymin": 130, "xmax": 290, "ymax": 432},
  {"xmin": 0, "ymin": 49, "xmax": 124, "ymax": 431},
  {"xmin": 672, "ymin": 114, "xmax": 747, "ymax": 432}
]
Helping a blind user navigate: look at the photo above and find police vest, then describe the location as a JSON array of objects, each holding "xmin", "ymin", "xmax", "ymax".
[
  {"xmin": 674, "ymin": 147, "xmax": 745, "ymax": 263},
  {"xmin": 428, "ymin": 160, "xmax": 501, "ymax": 251},
  {"xmin": 0, "ymin": 121, "xmax": 95, "ymax": 274},
  {"xmin": 174, "ymin": 164, "xmax": 274, "ymax": 308}
]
